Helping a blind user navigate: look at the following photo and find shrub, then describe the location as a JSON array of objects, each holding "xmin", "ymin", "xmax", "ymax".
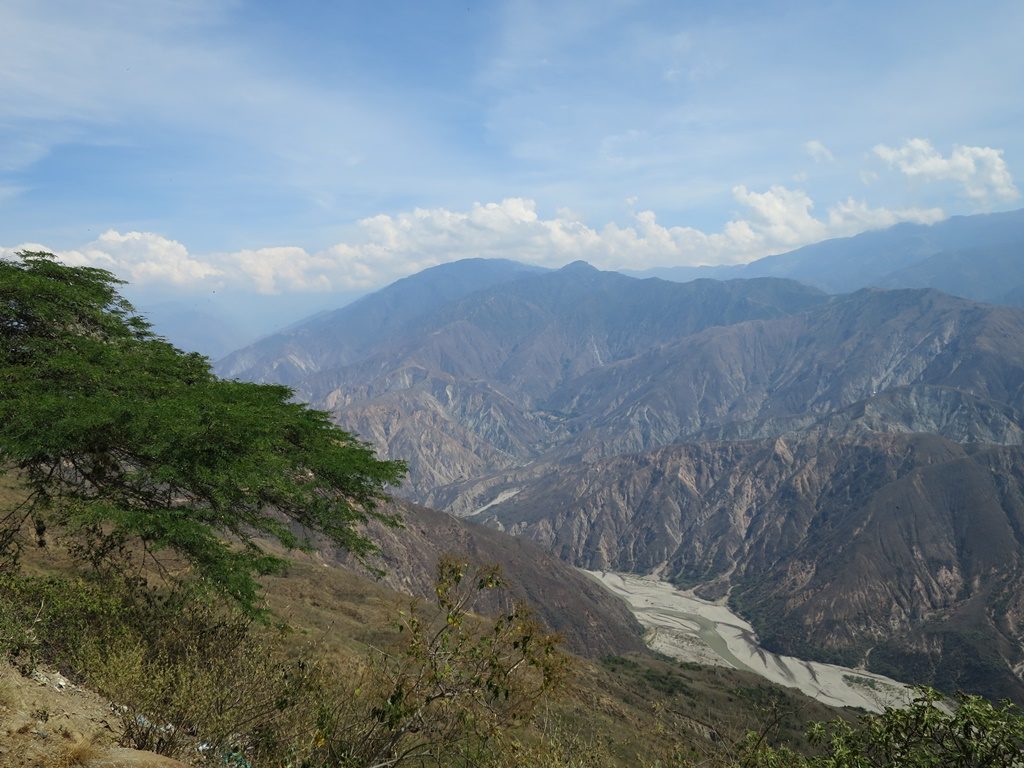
[
  {"xmin": 0, "ymin": 573, "xmax": 131, "ymax": 672},
  {"xmin": 0, "ymin": 571, "xmax": 317, "ymax": 762},
  {"xmin": 0, "ymin": 558, "xmax": 571, "ymax": 767},
  {"xmin": 80, "ymin": 609, "xmax": 315, "ymax": 761},
  {"xmin": 299, "ymin": 557, "xmax": 569, "ymax": 768},
  {"xmin": 738, "ymin": 686, "xmax": 1024, "ymax": 768}
]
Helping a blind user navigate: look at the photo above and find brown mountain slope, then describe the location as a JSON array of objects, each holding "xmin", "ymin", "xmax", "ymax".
[
  {"xmin": 262, "ymin": 557, "xmax": 850, "ymax": 765},
  {"xmin": 250, "ymin": 280, "xmax": 1024, "ymax": 504},
  {"xmin": 691, "ymin": 385, "xmax": 1024, "ymax": 445},
  {"xmin": 1, "ymin": 470, "xmax": 842, "ymax": 768},
  {"xmin": 220, "ymin": 264, "xmax": 828, "ymax": 499},
  {"xmin": 321, "ymin": 498, "xmax": 646, "ymax": 659},
  {"xmin": 479, "ymin": 431, "xmax": 1024, "ymax": 701},
  {"xmin": 548, "ymin": 288, "xmax": 1024, "ymax": 460},
  {"xmin": 0, "ymin": 554, "xmax": 843, "ymax": 768},
  {"xmin": 423, "ymin": 383, "xmax": 1024, "ymax": 517}
]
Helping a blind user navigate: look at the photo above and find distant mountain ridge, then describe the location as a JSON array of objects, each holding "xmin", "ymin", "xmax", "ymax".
[
  {"xmin": 538, "ymin": 287, "xmax": 1024, "ymax": 459},
  {"xmin": 218, "ymin": 258, "xmax": 546, "ymax": 384},
  {"xmin": 629, "ymin": 208, "xmax": 1024, "ymax": 306},
  {"xmin": 221, "ymin": 263, "xmax": 830, "ymax": 497}
]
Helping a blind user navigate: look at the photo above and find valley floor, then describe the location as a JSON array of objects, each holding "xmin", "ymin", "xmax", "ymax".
[{"xmin": 587, "ymin": 570, "xmax": 914, "ymax": 713}]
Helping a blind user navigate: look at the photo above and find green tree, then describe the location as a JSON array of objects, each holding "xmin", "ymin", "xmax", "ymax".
[
  {"xmin": 0, "ymin": 251, "xmax": 406, "ymax": 610},
  {"xmin": 739, "ymin": 687, "xmax": 1024, "ymax": 768}
]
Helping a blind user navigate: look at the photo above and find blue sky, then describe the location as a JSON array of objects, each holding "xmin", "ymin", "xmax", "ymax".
[{"xmin": 1, "ymin": 0, "xmax": 1022, "ymax": 320}]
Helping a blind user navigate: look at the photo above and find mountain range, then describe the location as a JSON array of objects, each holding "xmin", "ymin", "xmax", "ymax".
[
  {"xmin": 629, "ymin": 208, "xmax": 1024, "ymax": 305},
  {"xmin": 217, "ymin": 209, "xmax": 1024, "ymax": 703},
  {"xmin": 220, "ymin": 263, "xmax": 829, "ymax": 497}
]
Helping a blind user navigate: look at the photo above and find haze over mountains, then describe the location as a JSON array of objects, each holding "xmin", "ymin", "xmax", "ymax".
[
  {"xmin": 220, "ymin": 262, "xmax": 829, "ymax": 496},
  {"xmin": 629, "ymin": 208, "xmax": 1024, "ymax": 304},
  {"xmin": 167, "ymin": 210, "xmax": 1024, "ymax": 357},
  {"xmin": 218, "ymin": 209, "xmax": 1024, "ymax": 703}
]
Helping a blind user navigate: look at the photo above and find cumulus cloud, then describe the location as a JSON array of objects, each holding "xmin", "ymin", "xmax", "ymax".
[
  {"xmin": 804, "ymin": 140, "xmax": 834, "ymax": 163},
  {"xmin": 1, "ymin": 231, "xmax": 222, "ymax": 287},
  {"xmin": 223, "ymin": 247, "xmax": 333, "ymax": 294},
  {"xmin": 61, "ymin": 230, "xmax": 224, "ymax": 286},
  {"xmin": 874, "ymin": 138, "xmax": 1019, "ymax": 203},
  {"xmin": 2, "ymin": 190, "xmax": 945, "ymax": 294}
]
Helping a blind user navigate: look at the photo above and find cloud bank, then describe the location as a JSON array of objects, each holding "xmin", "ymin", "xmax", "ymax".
[{"xmin": 2, "ymin": 186, "xmax": 944, "ymax": 295}]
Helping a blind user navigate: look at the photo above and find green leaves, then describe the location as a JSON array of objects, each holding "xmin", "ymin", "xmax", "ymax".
[
  {"xmin": 743, "ymin": 686, "xmax": 1024, "ymax": 768},
  {"xmin": 0, "ymin": 251, "xmax": 406, "ymax": 611}
]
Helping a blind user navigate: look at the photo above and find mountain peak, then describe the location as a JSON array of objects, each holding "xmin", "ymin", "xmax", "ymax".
[{"xmin": 559, "ymin": 260, "xmax": 600, "ymax": 274}]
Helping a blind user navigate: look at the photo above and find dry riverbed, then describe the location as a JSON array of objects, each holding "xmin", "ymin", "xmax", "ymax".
[{"xmin": 587, "ymin": 570, "xmax": 914, "ymax": 713}]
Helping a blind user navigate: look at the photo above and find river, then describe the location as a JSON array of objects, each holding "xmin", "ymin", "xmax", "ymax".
[{"xmin": 586, "ymin": 570, "xmax": 915, "ymax": 712}]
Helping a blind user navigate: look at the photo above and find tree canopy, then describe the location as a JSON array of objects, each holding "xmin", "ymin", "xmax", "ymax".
[
  {"xmin": 0, "ymin": 251, "xmax": 406, "ymax": 609},
  {"xmin": 739, "ymin": 687, "xmax": 1024, "ymax": 768}
]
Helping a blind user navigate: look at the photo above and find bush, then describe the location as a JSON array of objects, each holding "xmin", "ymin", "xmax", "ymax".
[
  {"xmin": 0, "ymin": 571, "xmax": 315, "ymax": 762},
  {"xmin": 0, "ymin": 558, "xmax": 571, "ymax": 767},
  {"xmin": 296, "ymin": 557, "xmax": 568, "ymax": 767},
  {"xmin": 738, "ymin": 686, "xmax": 1024, "ymax": 768},
  {"xmin": 0, "ymin": 573, "xmax": 132, "ymax": 672},
  {"xmin": 80, "ymin": 609, "xmax": 315, "ymax": 761}
]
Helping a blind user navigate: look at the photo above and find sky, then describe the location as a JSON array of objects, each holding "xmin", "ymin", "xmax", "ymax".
[{"xmin": 1, "ymin": 0, "xmax": 1022, "ymax": 348}]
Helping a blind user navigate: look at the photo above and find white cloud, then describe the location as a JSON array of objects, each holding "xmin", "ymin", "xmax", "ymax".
[
  {"xmin": 730, "ymin": 185, "xmax": 827, "ymax": 246},
  {"xmin": 224, "ymin": 247, "xmax": 333, "ymax": 294},
  {"xmin": 874, "ymin": 138, "xmax": 1019, "ymax": 203},
  {"xmin": 0, "ymin": 242, "xmax": 47, "ymax": 260},
  {"xmin": 804, "ymin": 140, "xmax": 834, "ymax": 163},
  {"xmin": 826, "ymin": 197, "xmax": 944, "ymax": 231},
  {"xmin": 1, "ymin": 189, "xmax": 945, "ymax": 293},
  {"xmin": 2, "ymin": 231, "xmax": 222, "ymax": 288},
  {"xmin": 62, "ymin": 231, "xmax": 223, "ymax": 286}
]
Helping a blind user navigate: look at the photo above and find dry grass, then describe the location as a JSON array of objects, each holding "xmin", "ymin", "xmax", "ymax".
[
  {"xmin": 259, "ymin": 552, "xmax": 846, "ymax": 766},
  {"xmin": 262, "ymin": 552, "xmax": 406, "ymax": 658},
  {"xmin": 0, "ymin": 665, "xmax": 20, "ymax": 713},
  {"xmin": 2, "ymin": 470, "xmax": 849, "ymax": 767},
  {"xmin": 57, "ymin": 737, "xmax": 105, "ymax": 767}
]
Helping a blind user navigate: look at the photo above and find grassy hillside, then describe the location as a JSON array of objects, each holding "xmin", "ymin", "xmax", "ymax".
[{"xmin": 1, "ymin": 473, "xmax": 847, "ymax": 768}]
